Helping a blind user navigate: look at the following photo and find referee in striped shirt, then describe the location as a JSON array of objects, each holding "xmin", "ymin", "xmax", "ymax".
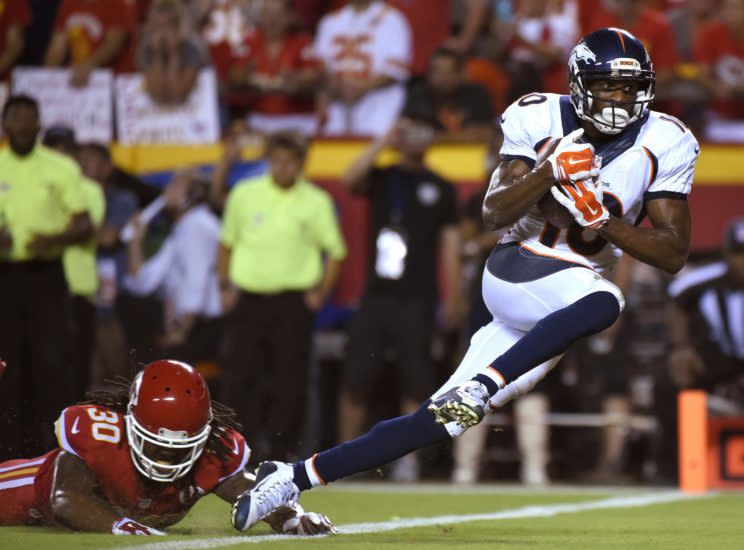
[{"xmin": 667, "ymin": 219, "xmax": 744, "ymax": 390}]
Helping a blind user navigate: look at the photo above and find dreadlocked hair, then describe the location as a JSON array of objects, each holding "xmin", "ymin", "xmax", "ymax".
[{"xmin": 79, "ymin": 377, "xmax": 244, "ymax": 465}]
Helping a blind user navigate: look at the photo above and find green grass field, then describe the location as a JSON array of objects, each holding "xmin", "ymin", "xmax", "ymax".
[{"xmin": 1, "ymin": 484, "xmax": 741, "ymax": 550}]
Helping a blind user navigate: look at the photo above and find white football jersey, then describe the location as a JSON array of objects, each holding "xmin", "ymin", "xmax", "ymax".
[
  {"xmin": 313, "ymin": 1, "xmax": 411, "ymax": 136},
  {"xmin": 499, "ymin": 93, "xmax": 699, "ymax": 274}
]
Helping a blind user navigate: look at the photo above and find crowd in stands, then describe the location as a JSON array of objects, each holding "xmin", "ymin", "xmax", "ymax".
[
  {"xmin": 0, "ymin": 0, "xmax": 743, "ymax": 487},
  {"xmin": 4, "ymin": 0, "xmax": 744, "ymax": 140}
]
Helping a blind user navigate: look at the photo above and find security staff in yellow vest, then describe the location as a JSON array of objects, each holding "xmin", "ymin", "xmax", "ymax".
[
  {"xmin": 219, "ymin": 131, "xmax": 347, "ymax": 461},
  {"xmin": 0, "ymin": 95, "xmax": 93, "ymax": 460},
  {"xmin": 43, "ymin": 125, "xmax": 106, "ymax": 402}
]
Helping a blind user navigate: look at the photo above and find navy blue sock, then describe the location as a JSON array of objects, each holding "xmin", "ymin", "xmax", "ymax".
[
  {"xmin": 292, "ymin": 402, "xmax": 449, "ymax": 491},
  {"xmin": 474, "ymin": 291, "xmax": 621, "ymax": 395}
]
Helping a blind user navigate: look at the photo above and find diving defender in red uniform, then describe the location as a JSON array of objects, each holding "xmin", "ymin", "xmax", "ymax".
[{"xmin": 0, "ymin": 359, "xmax": 334, "ymax": 536}]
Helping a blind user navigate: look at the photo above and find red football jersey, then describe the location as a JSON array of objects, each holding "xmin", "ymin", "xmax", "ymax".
[
  {"xmin": 31, "ymin": 405, "xmax": 250, "ymax": 524},
  {"xmin": 53, "ymin": 0, "xmax": 138, "ymax": 73},
  {"xmin": 229, "ymin": 30, "xmax": 318, "ymax": 115}
]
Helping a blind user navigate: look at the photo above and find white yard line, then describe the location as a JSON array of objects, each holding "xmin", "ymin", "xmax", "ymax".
[
  {"xmin": 318, "ymin": 481, "xmax": 673, "ymax": 495},
  {"xmin": 107, "ymin": 490, "xmax": 709, "ymax": 550}
]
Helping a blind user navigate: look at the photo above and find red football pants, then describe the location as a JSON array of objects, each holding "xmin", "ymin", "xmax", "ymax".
[{"xmin": 0, "ymin": 456, "xmax": 45, "ymax": 525}]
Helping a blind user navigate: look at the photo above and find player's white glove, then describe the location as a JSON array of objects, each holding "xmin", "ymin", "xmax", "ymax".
[
  {"xmin": 112, "ymin": 517, "xmax": 166, "ymax": 536},
  {"xmin": 545, "ymin": 128, "xmax": 600, "ymax": 184},
  {"xmin": 282, "ymin": 512, "xmax": 338, "ymax": 535},
  {"xmin": 550, "ymin": 179, "xmax": 610, "ymax": 229}
]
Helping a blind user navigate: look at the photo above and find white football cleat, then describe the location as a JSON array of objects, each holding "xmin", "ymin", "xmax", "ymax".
[
  {"xmin": 428, "ymin": 381, "xmax": 490, "ymax": 429},
  {"xmin": 232, "ymin": 461, "xmax": 299, "ymax": 532}
]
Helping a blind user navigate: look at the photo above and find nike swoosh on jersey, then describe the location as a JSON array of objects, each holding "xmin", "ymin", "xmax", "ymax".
[
  {"xmin": 71, "ymin": 417, "xmax": 80, "ymax": 434},
  {"xmin": 500, "ymin": 114, "xmax": 506, "ymax": 124},
  {"xmin": 567, "ymin": 157, "xmax": 586, "ymax": 166},
  {"xmin": 232, "ymin": 437, "xmax": 240, "ymax": 455},
  {"xmin": 694, "ymin": 146, "xmax": 700, "ymax": 154}
]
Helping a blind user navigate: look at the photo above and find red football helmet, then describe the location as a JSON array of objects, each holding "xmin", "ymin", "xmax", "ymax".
[{"xmin": 125, "ymin": 360, "xmax": 213, "ymax": 482}]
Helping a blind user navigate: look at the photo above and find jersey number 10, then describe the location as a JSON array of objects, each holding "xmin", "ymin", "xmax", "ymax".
[{"xmin": 540, "ymin": 193, "xmax": 623, "ymax": 256}]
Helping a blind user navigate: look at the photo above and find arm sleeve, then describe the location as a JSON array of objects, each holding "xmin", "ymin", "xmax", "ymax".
[
  {"xmin": 645, "ymin": 131, "xmax": 699, "ymax": 198},
  {"xmin": 123, "ymin": 239, "xmax": 173, "ymax": 296},
  {"xmin": 173, "ymin": 217, "xmax": 219, "ymax": 314},
  {"xmin": 498, "ymin": 99, "xmax": 543, "ymax": 169},
  {"xmin": 86, "ymin": 180, "xmax": 106, "ymax": 227},
  {"xmin": 61, "ymin": 164, "xmax": 88, "ymax": 215},
  {"xmin": 194, "ymin": 430, "xmax": 252, "ymax": 492},
  {"xmin": 54, "ymin": 405, "xmax": 123, "ymax": 459},
  {"xmin": 312, "ymin": 193, "xmax": 347, "ymax": 260},
  {"xmin": 372, "ymin": 10, "xmax": 411, "ymax": 81},
  {"xmin": 54, "ymin": 407, "xmax": 83, "ymax": 458},
  {"xmin": 217, "ymin": 431, "xmax": 251, "ymax": 483}
]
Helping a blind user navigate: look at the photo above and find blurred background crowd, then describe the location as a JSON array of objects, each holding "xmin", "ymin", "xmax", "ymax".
[{"xmin": 0, "ymin": 0, "xmax": 743, "ymax": 488}]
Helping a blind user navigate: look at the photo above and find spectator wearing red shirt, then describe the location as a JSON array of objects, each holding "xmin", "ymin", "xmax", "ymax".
[
  {"xmin": 227, "ymin": 0, "xmax": 320, "ymax": 134},
  {"xmin": 44, "ymin": 0, "xmax": 139, "ymax": 87},
  {"xmin": 694, "ymin": 0, "xmax": 744, "ymax": 122},
  {"xmin": 586, "ymin": 0, "xmax": 679, "ymax": 92},
  {"xmin": 200, "ymin": 0, "xmax": 253, "ymax": 84},
  {"xmin": 0, "ymin": 0, "xmax": 31, "ymax": 80}
]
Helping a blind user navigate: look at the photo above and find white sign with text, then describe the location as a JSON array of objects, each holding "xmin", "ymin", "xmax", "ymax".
[
  {"xmin": 115, "ymin": 69, "xmax": 220, "ymax": 145},
  {"xmin": 12, "ymin": 68, "xmax": 113, "ymax": 143}
]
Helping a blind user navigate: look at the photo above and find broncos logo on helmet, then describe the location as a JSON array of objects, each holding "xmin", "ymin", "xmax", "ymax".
[
  {"xmin": 570, "ymin": 43, "xmax": 597, "ymax": 66},
  {"xmin": 568, "ymin": 27, "xmax": 656, "ymax": 135}
]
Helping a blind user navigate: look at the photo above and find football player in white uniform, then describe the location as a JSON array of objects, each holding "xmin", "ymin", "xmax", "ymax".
[{"xmin": 232, "ymin": 28, "xmax": 698, "ymax": 530}]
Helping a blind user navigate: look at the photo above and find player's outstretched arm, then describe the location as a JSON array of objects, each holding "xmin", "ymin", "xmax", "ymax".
[
  {"xmin": 49, "ymin": 451, "xmax": 163, "ymax": 535},
  {"xmin": 596, "ymin": 197, "xmax": 691, "ymax": 274},
  {"xmin": 216, "ymin": 469, "xmax": 336, "ymax": 535}
]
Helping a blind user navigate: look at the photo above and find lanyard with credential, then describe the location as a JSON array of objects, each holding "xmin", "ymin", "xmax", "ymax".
[
  {"xmin": 376, "ymin": 172, "xmax": 409, "ymax": 280},
  {"xmin": 389, "ymin": 173, "xmax": 405, "ymax": 225}
]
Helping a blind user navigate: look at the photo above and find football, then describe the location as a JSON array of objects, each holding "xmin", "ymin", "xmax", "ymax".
[
  {"xmin": 533, "ymin": 137, "xmax": 575, "ymax": 229},
  {"xmin": 537, "ymin": 187, "xmax": 575, "ymax": 229}
]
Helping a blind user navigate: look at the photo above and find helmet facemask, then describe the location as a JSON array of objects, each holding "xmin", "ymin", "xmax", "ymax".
[
  {"xmin": 126, "ymin": 408, "xmax": 212, "ymax": 482},
  {"xmin": 570, "ymin": 60, "xmax": 655, "ymax": 135}
]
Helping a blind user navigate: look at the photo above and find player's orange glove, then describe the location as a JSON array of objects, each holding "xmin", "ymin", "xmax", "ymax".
[
  {"xmin": 112, "ymin": 517, "xmax": 165, "ymax": 536},
  {"xmin": 545, "ymin": 128, "xmax": 600, "ymax": 184},
  {"xmin": 550, "ymin": 179, "xmax": 610, "ymax": 229}
]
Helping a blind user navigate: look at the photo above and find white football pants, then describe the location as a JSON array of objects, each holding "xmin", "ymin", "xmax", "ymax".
[{"xmin": 432, "ymin": 264, "xmax": 624, "ymax": 413}]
